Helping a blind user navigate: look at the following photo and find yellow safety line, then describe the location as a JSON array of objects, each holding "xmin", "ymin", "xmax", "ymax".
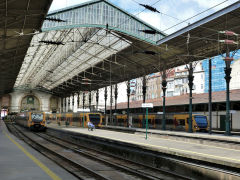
[
  {"xmin": 3, "ymin": 131, "xmax": 61, "ymax": 180},
  {"xmin": 86, "ymin": 131, "xmax": 240, "ymax": 164}
]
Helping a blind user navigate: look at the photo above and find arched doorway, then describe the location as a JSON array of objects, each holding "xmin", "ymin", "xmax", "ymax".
[{"xmin": 21, "ymin": 95, "xmax": 40, "ymax": 111}]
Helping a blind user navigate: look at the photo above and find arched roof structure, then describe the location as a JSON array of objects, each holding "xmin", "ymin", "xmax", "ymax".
[
  {"xmin": 0, "ymin": 0, "xmax": 52, "ymax": 95},
  {"xmin": 14, "ymin": 0, "xmax": 166, "ymax": 95},
  {"xmin": 13, "ymin": 0, "xmax": 240, "ymax": 97}
]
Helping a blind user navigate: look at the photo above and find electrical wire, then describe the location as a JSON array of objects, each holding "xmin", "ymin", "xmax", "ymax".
[
  {"xmin": 163, "ymin": 0, "xmax": 230, "ymax": 32},
  {"xmin": 139, "ymin": 0, "xmax": 235, "ymax": 44}
]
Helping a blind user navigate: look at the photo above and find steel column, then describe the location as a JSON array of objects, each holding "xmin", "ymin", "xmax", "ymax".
[
  {"xmin": 188, "ymin": 62, "xmax": 194, "ymax": 133},
  {"xmin": 104, "ymin": 87, "xmax": 107, "ymax": 119},
  {"xmin": 208, "ymin": 59, "xmax": 212, "ymax": 134},
  {"xmin": 64, "ymin": 97, "xmax": 67, "ymax": 112},
  {"xmin": 96, "ymin": 89, "xmax": 99, "ymax": 111},
  {"xmin": 110, "ymin": 85, "xmax": 113, "ymax": 124},
  {"xmin": 72, "ymin": 94, "xmax": 74, "ymax": 111},
  {"xmin": 224, "ymin": 49, "xmax": 232, "ymax": 135},
  {"xmin": 127, "ymin": 80, "xmax": 130, "ymax": 127},
  {"xmin": 162, "ymin": 71, "xmax": 167, "ymax": 130},
  {"xmin": 77, "ymin": 92, "xmax": 80, "ymax": 108},
  {"xmin": 114, "ymin": 84, "xmax": 118, "ymax": 125},
  {"xmin": 61, "ymin": 97, "xmax": 63, "ymax": 113},
  {"xmin": 143, "ymin": 76, "xmax": 146, "ymax": 103},
  {"xmin": 142, "ymin": 76, "xmax": 146, "ymax": 128},
  {"xmin": 115, "ymin": 84, "xmax": 118, "ymax": 113},
  {"xmin": 89, "ymin": 91, "xmax": 91, "ymax": 110},
  {"xmin": 68, "ymin": 96, "xmax": 70, "ymax": 112},
  {"xmin": 83, "ymin": 92, "xmax": 85, "ymax": 109}
]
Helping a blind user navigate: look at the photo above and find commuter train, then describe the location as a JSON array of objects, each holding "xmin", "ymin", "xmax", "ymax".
[
  {"xmin": 15, "ymin": 112, "xmax": 46, "ymax": 131},
  {"xmin": 46, "ymin": 112, "xmax": 103, "ymax": 128},
  {"xmin": 108, "ymin": 113, "xmax": 208, "ymax": 132}
]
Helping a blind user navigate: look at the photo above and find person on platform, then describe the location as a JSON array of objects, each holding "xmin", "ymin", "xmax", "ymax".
[{"xmin": 87, "ymin": 121, "xmax": 95, "ymax": 131}]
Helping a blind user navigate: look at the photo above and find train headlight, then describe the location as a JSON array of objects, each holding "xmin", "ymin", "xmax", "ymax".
[{"xmin": 194, "ymin": 125, "xmax": 198, "ymax": 129}]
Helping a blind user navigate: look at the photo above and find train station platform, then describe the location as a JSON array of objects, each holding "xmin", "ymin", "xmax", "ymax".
[
  {"xmin": 47, "ymin": 124, "xmax": 240, "ymax": 171},
  {"xmin": 0, "ymin": 120, "xmax": 77, "ymax": 180}
]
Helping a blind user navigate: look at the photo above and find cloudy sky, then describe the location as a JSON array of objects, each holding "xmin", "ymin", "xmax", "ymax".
[{"xmin": 49, "ymin": 0, "xmax": 238, "ymax": 34}]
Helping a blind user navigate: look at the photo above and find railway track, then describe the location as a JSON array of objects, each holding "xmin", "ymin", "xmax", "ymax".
[{"xmin": 7, "ymin": 123, "xmax": 190, "ymax": 180}]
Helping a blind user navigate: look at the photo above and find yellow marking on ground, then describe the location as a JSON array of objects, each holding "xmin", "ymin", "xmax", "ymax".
[
  {"xmin": 83, "ymin": 130, "xmax": 240, "ymax": 163},
  {"xmin": 3, "ymin": 131, "xmax": 61, "ymax": 180}
]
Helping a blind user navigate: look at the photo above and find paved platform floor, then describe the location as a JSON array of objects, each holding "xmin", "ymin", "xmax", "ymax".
[
  {"xmin": 0, "ymin": 120, "xmax": 77, "ymax": 180},
  {"xmin": 49, "ymin": 124, "xmax": 240, "ymax": 169}
]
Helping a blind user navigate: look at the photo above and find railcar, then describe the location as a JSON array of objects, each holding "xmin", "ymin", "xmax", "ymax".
[
  {"xmin": 46, "ymin": 112, "xmax": 103, "ymax": 128},
  {"xmin": 15, "ymin": 112, "xmax": 46, "ymax": 131},
  {"xmin": 111, "ymin": 113, "xmax": 208, "ymax": 132}
]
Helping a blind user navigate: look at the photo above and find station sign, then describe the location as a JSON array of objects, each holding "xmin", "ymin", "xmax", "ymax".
[{"xmin": 142, "ymin": 103, "xmax": 153, "ymax": 108}]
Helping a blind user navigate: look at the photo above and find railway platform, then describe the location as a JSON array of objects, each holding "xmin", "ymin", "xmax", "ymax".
[
  {"xmin": 47, "ymin": 124, "xmax": 240, "ymax": 172},
  {"xmin": 0, "ymin": 120, "xmax": 77, "ymax": 180}
]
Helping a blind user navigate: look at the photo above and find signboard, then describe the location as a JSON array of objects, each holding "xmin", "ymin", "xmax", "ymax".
[{"xmin": 142, "ymin": 103, "xmax": 153, "ymax": 108}]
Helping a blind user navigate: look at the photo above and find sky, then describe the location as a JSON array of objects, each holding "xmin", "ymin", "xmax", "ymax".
[{"xmin": 49, "ymin": 0, "xmax": 239, "ymax": 34}]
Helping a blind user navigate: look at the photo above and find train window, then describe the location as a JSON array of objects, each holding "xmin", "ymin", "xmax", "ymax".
[
  {"xmin": 118, "ymin": 118, "xmax": 123, "ymax": 123},
  {"xmin": 166, "ymin": 119, "xmax": 173, "ymax": 125},
  {"xmin": 31, "ymin": 113, "xmax": 43, "ymax": 122},
  {"xmin": 73, "ymin": 117, "xmax": 79, "ymax": 122},
  {"xmin": 178, "ymin": 119, "xmax": 185, "ymax": 126},
  {"xmin": 155, "ymin": 119, "xmax": 161, "ymax": 124}
]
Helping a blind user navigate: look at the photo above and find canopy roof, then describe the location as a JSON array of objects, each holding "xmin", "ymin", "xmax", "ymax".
[
  {"xmin": 14, "ymin": 0, "xmax": 240, "ymax": 97},
  {"xmin": 14, "ymin": 0, "xmax": 165, "ymax": 95},
  {"xmin": 157, "ymin": 1, "xmax": 240, "ymax": 67},
  {"xmin": 0, "ymin": 0, "xmax": 52, "ymax": 95}
]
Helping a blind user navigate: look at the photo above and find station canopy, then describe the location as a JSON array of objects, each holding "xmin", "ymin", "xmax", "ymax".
[
  {"xmin": 157, "ymin": 1, "xmax": 240, "ymax": 68},
  {"xmin": 14, "ymin": 0, "xmax": 240, "ymax": 96},
  {"xmin": 14, "ymin": 0, "xmax": 165, "ymax": 96},
  {"xmin": 0, "ymin": 0, "xmax": 52, "ymax": 95}
]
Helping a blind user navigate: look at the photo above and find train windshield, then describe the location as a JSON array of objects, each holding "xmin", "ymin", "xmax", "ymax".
[
  {"xmin": 194, "ymin": 115, "xmax": 208, "ymax": 128},
  {"xmin": 89, "ymin": 114, "xmax": 100, "ymax": 125},
  {"xmin": 31, "ymin": 113, "xmax": 43, "ymax": 122}
]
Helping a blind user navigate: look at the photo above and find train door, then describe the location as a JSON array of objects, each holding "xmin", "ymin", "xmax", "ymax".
[
  {"xmin": 148, "ymin": 115, "xmax": 155, "ymax": 129},
  {"xmin": 173, "ymin": 114, "xmax": 188, "ymax": 131},
  {"xmin": 174, "ymin": 117, "xmax": 185, "ymax": 131},
  {"xmin": 124, "ymin": 115, "xmax": 127, "ymax": 127},
  {"xmin": 56, "ymin": 114, "xmax": 61, "ymax": 126},
  {"xmin": 220, "ymin": 115, "xmax": 226, "ymax": 131},
  {"xmin": 128, "ymin": 115, "xmax": 132, "ymax": 127},
  {"xmin": 27, "ymin": 112, "xmax": 31, "ymax": 127}
]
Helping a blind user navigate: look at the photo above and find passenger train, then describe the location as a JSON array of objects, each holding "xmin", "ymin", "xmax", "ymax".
[
  {"xmin": 108, "ymin": 113, "xmax": 209, "ymax": 132},
  {"xmin": 46, "ymin": 112, "xmax": 103, "ymax": 128},
  {"xmin": 15, "ymin": 111, "xmax": 47, "ymax": 131}
]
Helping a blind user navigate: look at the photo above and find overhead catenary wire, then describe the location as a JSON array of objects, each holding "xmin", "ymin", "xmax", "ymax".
[
  {"xmin": 138, "ymin": 0, "xmax": 235, "ymax": 44},
  {"xmin": 163, "ymin": 0, "xmax": 230, "ymax": 32}
]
